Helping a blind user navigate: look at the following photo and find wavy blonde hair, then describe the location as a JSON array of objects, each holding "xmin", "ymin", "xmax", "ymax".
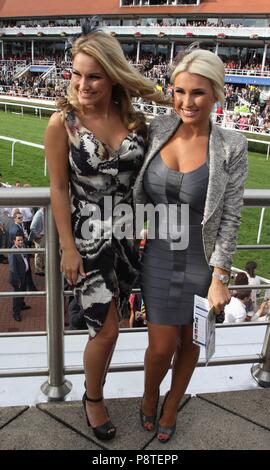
[
  {"xmin": 58, "ymin": 31, "xmax": 171, "ymax": 137},
  {"xmin": 171, "ymin": 49, "xmax": 225, "ymax": 106}
]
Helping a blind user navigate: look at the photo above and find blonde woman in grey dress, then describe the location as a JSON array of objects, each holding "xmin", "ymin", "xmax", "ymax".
[{"xmin": 133, "ymin": 48, "xmax": 248, "ymax": 443}]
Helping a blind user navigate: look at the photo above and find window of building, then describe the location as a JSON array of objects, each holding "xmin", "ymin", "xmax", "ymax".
[{"xmin": 120, "ymin": 1, "xmax": 200, "ymax": 7}]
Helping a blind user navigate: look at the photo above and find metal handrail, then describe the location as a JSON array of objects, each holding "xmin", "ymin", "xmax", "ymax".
[
  {"xmin": 0, "ymin": 354, "xmax": 264, "ymax": 379},
  {"xmin": 0, "ymin": 187, "xmax": 270, "ymax": 395},
  {"xmin": 0, "ymin": 187, "xmax": 72, "ymax": 399}
]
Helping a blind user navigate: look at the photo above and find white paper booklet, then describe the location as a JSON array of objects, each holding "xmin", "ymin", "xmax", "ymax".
[{"xmin": 193, "ymin": 295, "xmax": 216, "ymax": 365}]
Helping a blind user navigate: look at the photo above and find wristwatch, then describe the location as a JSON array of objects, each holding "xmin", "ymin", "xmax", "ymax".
[{"xmin": 212, "ymin": 272, "xmax": 230, "ymax": 284}]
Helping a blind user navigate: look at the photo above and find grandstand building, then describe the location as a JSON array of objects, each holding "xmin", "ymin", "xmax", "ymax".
[
  {"xmin": 1, "ymin": 3, "xmax": 270, "ymax": 442},
  {"xmin": 0, "ymin": 0, "xmax": 270, "ymax": 124},
  {"xmin": 0, "ymin": 0, "xmax": 269, "ymax": 70}
]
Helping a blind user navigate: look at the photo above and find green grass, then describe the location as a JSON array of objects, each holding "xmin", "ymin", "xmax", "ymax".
[
  {"xmin": 0, "ymin": 110, "xmax": 270, "ymax": 277},
  {"xmin": 0, "ymin": 110, "xmax": 49, "ymax": 186},
  {"xmin": 233, "ymin": 151, "xmax": 270, "ymax": 278},
  {"xmin": 0, "ymin": 96, "xmax": 56, "ymax": 109},
  {"xmin": 233, "ymin": 208, "xmax": 270, "ymax": 279},
  {"xmin": 246, "ymin": 151, "xmax": 270, "ymax": 189},
  {"xmin": 0, "ymin": 109, "xmax": 48, "ymax": 144}
]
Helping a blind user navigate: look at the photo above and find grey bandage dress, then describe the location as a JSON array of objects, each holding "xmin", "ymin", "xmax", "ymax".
[{"xmin": 141, "ymin": 152, "xmax": 212, "ymax": 325}]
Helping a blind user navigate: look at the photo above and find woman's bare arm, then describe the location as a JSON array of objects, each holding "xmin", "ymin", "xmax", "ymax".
[{"xmin": 44, "ymin": 112, "xmax": 85, "ymax": 284}]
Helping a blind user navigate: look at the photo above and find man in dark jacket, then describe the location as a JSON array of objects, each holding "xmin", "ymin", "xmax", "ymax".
[
  {"xmin": 8, "ymin": 234, "xmax": 32, "ymax": 321},
  {"xmin": 8, "ymin": 212, "xmax": 25, "ymax": 247}
]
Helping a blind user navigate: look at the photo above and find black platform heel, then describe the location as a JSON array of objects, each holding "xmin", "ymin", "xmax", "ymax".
[
  {"xmin": 140, "ymin": 389, "xmax": 160, "ymax": 431},
  {"xmin": 82, "ymin": 393, "xmax": 116, "ymax": 441},
  {"xmin": 157, "ymin": 391, "xmax": 176, "ymax": 443}
]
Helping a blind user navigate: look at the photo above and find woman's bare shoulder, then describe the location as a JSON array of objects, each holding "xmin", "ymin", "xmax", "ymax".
[
  {"xmin": 47, "ymin": 111, "xmax": 65, "ymax": 127},
  {"xmin": 45, "ymin": 112, "xmax": 69, "ymax": 150}
]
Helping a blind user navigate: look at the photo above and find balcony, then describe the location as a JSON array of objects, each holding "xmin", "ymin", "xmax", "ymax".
[
  {"xmin": 120, "ymin": 0, "xmax": 200, "ymax": 6},
  {"xmin": 0, "ymin": 187, "xmax": 270, "ymax": 451},
  {"xmin": 0, "ymin": 25, "xmax": 270, "ymax": 40}
]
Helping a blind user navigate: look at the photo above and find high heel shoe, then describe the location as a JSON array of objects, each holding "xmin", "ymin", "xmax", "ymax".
[
  {"xmin": 140, "ymin": 389, "xmax": 160, "ymax": 431},
  {"xmin": 157, "ymin": 391, "xmax": 176, "ymax": 443},
  {"xmin": 82, "ymin": 393, "xmax": 116, "ymax": 441}
]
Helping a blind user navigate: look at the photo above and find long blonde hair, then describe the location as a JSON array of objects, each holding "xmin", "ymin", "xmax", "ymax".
[
  {"xmin": 58, "ymin": 31, "xmax": 171, "ymax": 136},
  {"xmin": 172, "ymin": 49, "xmax": 225, "ymax": 106}
]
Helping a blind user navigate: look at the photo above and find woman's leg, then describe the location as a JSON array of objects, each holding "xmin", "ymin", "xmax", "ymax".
[
  {"xmin": 142, "ymin": 322, "xmax": 180, "ymax": 430},
  {"xmin": 158, "ymin": 324, "xmax": 200, "ymax": 439},
  {"xmin": 83, "ymin": 299, "xmax": 119, "ymax": 428}
]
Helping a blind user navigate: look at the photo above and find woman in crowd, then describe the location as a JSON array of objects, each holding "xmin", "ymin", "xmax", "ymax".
[
  {"xmin": 245, "ymin": 260, "xmax": 261, "ymax": 311},
  {"xmin": 133, "ymin": 47, "xmax": 248, "ymax": 443},
  {"xmin": 224, "ymin": 271, "xmax": 270, "ymax": 323},
  {"xmin": 224, "ymin": 272, "xmax": 251, "ymax": 323},
  {"xmin": 45, "ymin": 19, "xmax": 167, "ymax": 441}
]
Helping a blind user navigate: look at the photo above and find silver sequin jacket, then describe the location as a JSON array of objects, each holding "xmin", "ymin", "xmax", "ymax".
[{"xmin": 133, "ymin": 114, "xmax": 248, "ymax": 272}]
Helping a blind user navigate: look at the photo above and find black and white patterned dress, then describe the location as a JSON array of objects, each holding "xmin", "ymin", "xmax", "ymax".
[{"xmin": 64, "ymin": 111, "xmax": 145, "ymax": 338}]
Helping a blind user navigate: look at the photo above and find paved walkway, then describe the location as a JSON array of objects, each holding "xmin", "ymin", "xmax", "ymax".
[
  {"xmin": 0, "ymin": 261, "xmax": 129, "ymax": 332},
  {"xmin": 0, "ymin": 260, "xmax": 46, "ymax": 332},
  {"xmin": 0, "ymin": 389, "xmax": 269, "ymax": 450}
]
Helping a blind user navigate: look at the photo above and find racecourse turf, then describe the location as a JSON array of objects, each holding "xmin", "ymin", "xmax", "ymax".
[{"xmin": 0, "ymin": 109, "xmax": 269, "ymax": 278}]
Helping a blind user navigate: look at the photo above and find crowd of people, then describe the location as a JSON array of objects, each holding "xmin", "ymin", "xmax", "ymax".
[
  {"xmin": 0, "ymin": 76, "xmax": 68, "ymax": 99},
  {"xmin": 223, "ymin": 264, "xmax": 270, "ymax": 324},
  {"xmin": 0, "ymin": 20, "xmax": 269, "ymax": 445},
  {"xmin": 2, "ymin": 13, "xmax": 270, "ymax": 29},
  {"xmin": 1, "ymin": 52, "xmax": 269, "ymax": 133},
  {"xmin": 0, "ymin": 180, "xmax": 45, "ymax": 321}
]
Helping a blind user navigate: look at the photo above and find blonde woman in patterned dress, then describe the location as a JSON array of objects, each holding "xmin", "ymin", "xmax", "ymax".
[{"xmin": 45, "ymin": 21, "xmax": 168, "ymax": 441}]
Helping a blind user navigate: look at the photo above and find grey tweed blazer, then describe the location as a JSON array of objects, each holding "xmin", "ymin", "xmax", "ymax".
[{"xmin": 133, "ymin": 114, "xmax": 248, "ymax": 272}]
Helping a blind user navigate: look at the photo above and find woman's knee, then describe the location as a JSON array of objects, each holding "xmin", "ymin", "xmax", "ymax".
[
  {"xmin": 180, "ymin": 331, "xmax": 200, "ymax": 355},
  {"xmin": 99, "ymin": 323, "xmax": 119, "ymax": 345},
  {"xmin": 98, "ymin": 300, "xmax": 119, "ymax": 344},
  {"xmin": 147, "ymin": 343, "xmax": 176, "ymax": 363}
]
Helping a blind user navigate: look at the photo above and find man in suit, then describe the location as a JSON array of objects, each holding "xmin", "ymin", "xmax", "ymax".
[
  {"xmin": 8, "ymin": 234, "xmax": 32, "ymax": 321},
  {"xmin": 8, "ymin": 211, "xmax": 25, "ymax": 247},
  {"xmin": 28, "ymin": 207, "xmax": 45, "ymax": 275}
]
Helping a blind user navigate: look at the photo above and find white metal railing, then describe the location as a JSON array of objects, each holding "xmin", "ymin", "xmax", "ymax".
[
  {"xmin": 0, "ymin": 85, "xmax": 67, "ymax": 99},
  {"xmin": 0, "ymin": 89, "xmax": 60, "ymax": 100},
  {"xmin": 13, "ymin": 64, "xmax": 31, "ymax": 79},
  {"xmin": 0, "ymin": 128, "xmax": 269, "ymax": 185},
  {"xmin": 0, "ymin": 188, "xmax": 73, "ymax": 398},
  {"xmin": 39, "ymin": 64, "xmax": 56, "ymax": 81},
  {"xmin": 0, "ymin": 95, "xmax": 270, "ymax": 139},
  {"xmin": 1, "ymin": 24, "xmax": 270, "ymax": 38},
  {"xmin": 0, "ymin": 136, "xmax": 46, "ymax": 176},
  {"xmin": 1, "ymin": 59, "xmax": 269, "ymax": 79},
  {"xmin": 1, "ymin": 98, "xmax": 270, "ymax": 139},
  {"xmin": 0, "ymin": 189, "xmax": 269, "ymax": 395},
  {"xmin": 0, "ymin": 100, "xmax": 56, "ymax": 112},
  {"xmin": 225, "ymin": 68, "xmax": 270, "ymax": 77},
  {"xmin": 246, "ymin": 138, "xmax": 270, "ymax": 160}
]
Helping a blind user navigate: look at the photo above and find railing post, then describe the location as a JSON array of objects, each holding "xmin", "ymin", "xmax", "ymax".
[
  {"xmin": 41, "ymin": 205, "xmax": 72, "ymax": 400},
  {"xmin": 257, "ymin": 207, "xmax": 265, "ymax": 244},
  {"xmin": 11, "ymin": 141, "xmax": 16, "ymax": 166},
  {"xmin": 251, "ymin": 324, "xmax": 270, "ymax": 387}
]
